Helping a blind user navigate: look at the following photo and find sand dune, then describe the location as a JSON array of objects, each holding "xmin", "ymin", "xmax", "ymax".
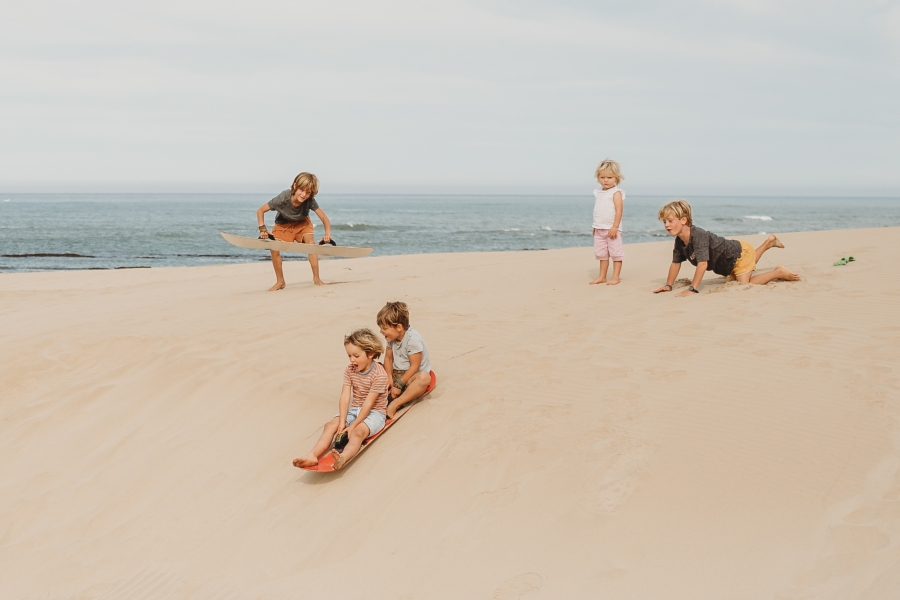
[{"xmin": 2, "ymin": 228, "xmax": 899, "ymax": 599}]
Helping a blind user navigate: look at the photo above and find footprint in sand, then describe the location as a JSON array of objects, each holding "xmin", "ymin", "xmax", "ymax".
[{"xmin": 493, "ymin": 572, "xmax": 543, "ymax": 600}]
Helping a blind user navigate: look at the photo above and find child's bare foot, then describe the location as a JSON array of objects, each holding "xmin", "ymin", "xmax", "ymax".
[
  {"xmin": 768, "ymin": 235, "xmax": 784, "ymax": 249},
  {"xmin": 330, "ymin": 448, "xmax": 346, "ymax": 470},
  {"xmin": 607, "ymin": 278, "xmax": 620, "ymax": 285},
  {"xmin": 292, "ymin": 454, "xmax": 318, "ymax": 468},
  {"xmin": 313, "ymin": 278, "xmax": 325, "ymax": 286},
  {"xmin": 774, "ymin": 265, "xmax": 800, "ymax": 281},
  {"xmin": 269, "ymin": 281, "xmax": 286, "ymax": 291},
  {"xmin": 589, "ymin": 277, "xmax": 607, "ymax": 285}
]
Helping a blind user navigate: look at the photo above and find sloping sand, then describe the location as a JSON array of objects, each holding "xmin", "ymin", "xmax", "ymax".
[{"xmin": 2, "ymin": 227, "xmax": 899, "ymax": 599}]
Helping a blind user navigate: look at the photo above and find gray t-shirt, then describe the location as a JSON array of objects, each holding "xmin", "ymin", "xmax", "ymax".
[
  {"xmin": 267, "ymin": 190, "xmax": 321, "ymax": 224},
  {"xmin": 672, "ymin": 225, "xmax": 742, "ymax": 276},
  {"xmin": 389, "ymin": 328, "xmax": 431, "ymax": 373}
]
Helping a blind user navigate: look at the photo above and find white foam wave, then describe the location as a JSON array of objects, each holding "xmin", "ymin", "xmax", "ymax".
[{"xmin": 744, "ymin": 215, "xmax": 772, "ymax": 221}]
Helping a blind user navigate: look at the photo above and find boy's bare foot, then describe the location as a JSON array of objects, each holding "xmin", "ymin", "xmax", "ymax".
[
  {"xmin": 330, "ymin": 448, "xmax": 346, "ymax": 470},
  {"xmin": 589, "ymin": 278, "xmax": 607, "ymax": 285},
  {"xmin": 313, "ymin": 278, "xmax": 325, "ymax": 286},
  {"xmin": 774, "ymin": 265, "xmax": 800, "ymax": 281},
  {"xmin": 768, "ymin": 235, "xmax": 784, "ymax": 249},
  {"xmin": 607, "ymin": 278, "xmax": 620, "ymax": 285},
  {"xmin": 269, "ymin": 281, "xmax": 286, "ymax": 291},
  {"xmin": 292, "ymin": 455, "xmax": 318, "ymax": 468}
]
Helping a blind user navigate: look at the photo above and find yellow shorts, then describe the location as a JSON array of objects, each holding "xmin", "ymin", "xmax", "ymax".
[
  {"xmin": 731, "ymin": 240, "xmax": 757, "ymax": 276},
  {"xmin": 272, "ymin": 219, "xmax": 313, "ymax": 243}
]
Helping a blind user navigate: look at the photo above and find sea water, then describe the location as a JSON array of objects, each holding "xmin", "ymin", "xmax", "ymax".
[{"xmin": 1, "ymin": 193, "xmax": 899, "ymax": 272}]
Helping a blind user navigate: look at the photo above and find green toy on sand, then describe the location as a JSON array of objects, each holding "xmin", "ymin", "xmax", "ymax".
[{"xmin": 833, "ymin": 256, "xmax": 856, "ymax": 266}]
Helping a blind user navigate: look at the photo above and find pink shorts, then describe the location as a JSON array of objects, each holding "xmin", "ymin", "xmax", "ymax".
[{"xmin": 593, "ymin": 228, "xmax": 624, "ymax": 260}]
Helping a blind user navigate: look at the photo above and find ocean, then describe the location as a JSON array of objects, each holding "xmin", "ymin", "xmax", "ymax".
[{"xmin": 1, "ymin": 193, "xmax": 899, "ymax": 272}]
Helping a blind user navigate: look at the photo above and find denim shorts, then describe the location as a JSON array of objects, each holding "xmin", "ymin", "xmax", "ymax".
[{"xmin": 337, "ymin": 406, "xmax": 386, "ymax": 436}]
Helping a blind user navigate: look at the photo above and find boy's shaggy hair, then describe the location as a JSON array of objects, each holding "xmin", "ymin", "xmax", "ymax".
[
  {"xmin": 291, "ymin": 172, "xmax": 319, "ymax": 196},
  {"xmin": 376, "ymin": 301, "xmax": 410, "ymax": 329},
  {"xmin": 658, "ymin": 200, "xmax": 693, "ymax": 227},
  {"xmin": 344, "ymin": 328, "xmax": 384, "ymax": 359},
  {"xmin": 595, "ymin": 159, "xmax": 624, "ymax": 184}
]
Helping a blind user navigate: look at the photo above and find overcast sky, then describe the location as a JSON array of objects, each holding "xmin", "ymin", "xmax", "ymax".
[{"xmin": 1, "ymin": 1, "xmax": 898, "ymax": 194}]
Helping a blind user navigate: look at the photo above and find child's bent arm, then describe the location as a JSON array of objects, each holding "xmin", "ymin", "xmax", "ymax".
[
  {"xmin": 383, "ymin": 347, "xmax": 394, "ymax": 375},
  {"xmin": 313, "ymin": 208, "xmax": 332, "ymax": 242},
  {"xmin": 609, "ymin": 191, "xmax": 623, "ymax": 239},
  {"xmin": 690, "ymin": 261, "xmax": 708, "ymax": 289},
  {"xmin": 401, "ymin": 353, "xmax": 423, "ymax": 386},
  {"xmin": 337, "ymin": 385, "xmax": 352, "ymax": 431},
  {"xmin": 256, "ymin": 204, "xmax": 272, "ymax": 237}
]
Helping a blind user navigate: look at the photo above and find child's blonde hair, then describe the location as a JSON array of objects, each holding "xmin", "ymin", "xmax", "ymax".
[
  {"xmin": 376, "ymin": 301, "xmax": 410, "ymax": 329},
  {"xmin": 291, "ymin": 172, "xmax": 319, "ymax": 196},
  {"xmin": 595, "ymin": 159, "xmax": 624, "ymax": 184},
  {"xmin": 658, "ymin": 200, "xmax": 693, "ymax": 227},
  {"xmin": 344, "ymin": 328, "xmax": 384, "ymax": 358}
]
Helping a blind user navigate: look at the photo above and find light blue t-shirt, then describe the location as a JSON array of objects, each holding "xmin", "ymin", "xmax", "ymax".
[{"xmin": 389, "ymin": 328, "xmax": 431, "ymax": 372}]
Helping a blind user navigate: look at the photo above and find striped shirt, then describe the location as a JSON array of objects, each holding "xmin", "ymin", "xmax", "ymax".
[{"xmin": 343, "ymin": 361, "xmax": 389, "ymax": 413}]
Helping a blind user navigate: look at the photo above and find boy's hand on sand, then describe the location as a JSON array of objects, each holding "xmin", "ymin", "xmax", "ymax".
[
  {"xmin": 676, "ymin": 289, "xmax": 696, "ymax": 297},
  {"xmin": 652, "ymin": 285, "xmax": 671, "ymax": 294}
]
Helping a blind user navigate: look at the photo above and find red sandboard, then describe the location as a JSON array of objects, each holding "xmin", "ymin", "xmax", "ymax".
[{"xmin": 300, "ymin": 371, "xmax": 437, "ymax": 473}]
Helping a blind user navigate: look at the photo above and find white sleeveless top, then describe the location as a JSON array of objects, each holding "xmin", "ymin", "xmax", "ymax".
[{"xmin": 592, "ymin": 186, "xmax": 624, "ymax": 231}]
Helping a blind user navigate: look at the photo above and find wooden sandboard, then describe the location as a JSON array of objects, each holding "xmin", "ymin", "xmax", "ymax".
[
  {"xmin": 300, "ymin": 371, "xmax": 437, "ymax": 473},
  {"xmin": 221, "ymin": 232, "xmax": 373, "ymax": 258}
]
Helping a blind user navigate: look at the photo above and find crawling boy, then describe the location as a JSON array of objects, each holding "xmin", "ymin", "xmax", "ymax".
[
  {"xmin": 377, "ymin": 301, "xmax": 433, "ymax": 419},
  {"xmin": 653, "ymin": 200, "xmax": 800, "ymax": 296}
]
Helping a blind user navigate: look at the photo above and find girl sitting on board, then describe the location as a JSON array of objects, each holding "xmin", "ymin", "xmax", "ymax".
[{"xmin": 292, "ymin": 329, "xmax": 389, "ymax": 470}]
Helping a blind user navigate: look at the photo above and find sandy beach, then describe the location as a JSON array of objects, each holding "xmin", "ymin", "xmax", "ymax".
[{"xmin": 1, "ymin": 227, "xmax": 899, "ymax": 599}]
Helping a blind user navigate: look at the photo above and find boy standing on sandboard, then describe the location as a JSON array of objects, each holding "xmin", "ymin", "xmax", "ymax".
[{"xmin": 256, "ymin": 172, "xmax": 333, "ymax": 291}]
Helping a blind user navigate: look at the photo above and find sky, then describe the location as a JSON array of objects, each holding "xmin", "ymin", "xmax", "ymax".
[{"xmin": 1, "ymin": 0, "xmax": 899, "ymax": 194}]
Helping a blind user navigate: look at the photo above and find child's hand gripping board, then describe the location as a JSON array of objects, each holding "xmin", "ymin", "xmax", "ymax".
[
  {"xmin": 221, "ymin": 232, "xmax": 373, "ymax": 258},
  {"xmin": 300, "ymin": 371, "xmax": 437, "ymax": 473}
]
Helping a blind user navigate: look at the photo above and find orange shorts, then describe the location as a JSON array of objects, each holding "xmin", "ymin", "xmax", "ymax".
[
  {"xmin": 272, "ymin": 219, "xmax": 313, "ymax": 243},
  {"xmin": 731, "ymin": 240, "xmax": 757, "ymax": 276}
]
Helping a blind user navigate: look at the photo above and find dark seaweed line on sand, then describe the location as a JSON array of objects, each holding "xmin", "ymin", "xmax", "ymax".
[{"xmin": 2, "ymin": 252, "xmax": 96, "ymax": 258}]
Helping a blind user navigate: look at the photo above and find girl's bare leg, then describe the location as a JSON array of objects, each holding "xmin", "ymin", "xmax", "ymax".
[
  {"xmin": 590, "ymin": 260, "xmax": 609, "ymax": 284},
  {"xmin": 269, "ymin": 250, "xmax": 286, "ymax": 291},
  {"xmin": 607, "ymin": 260, "xmax": 623, "ymax": 285},
  {"xmin": 331, "ymin": 423, "xmax": 371, "ymax": 469},
  {"xmin": 293, "ymin": 417, "xmax": 341, "ymax": 468},
  {"xmin": 301, "ymin": 233, "xmax": 324, "ymax": 285},
  {"xmin": 755, "ymin": 235, "xmax": 784, "ymax": 263}
]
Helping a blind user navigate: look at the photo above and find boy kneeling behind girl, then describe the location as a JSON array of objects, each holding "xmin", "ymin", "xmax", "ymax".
[{"xmin": 293, "ymin": 301, "xmax": 432, "ymax": 470}]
